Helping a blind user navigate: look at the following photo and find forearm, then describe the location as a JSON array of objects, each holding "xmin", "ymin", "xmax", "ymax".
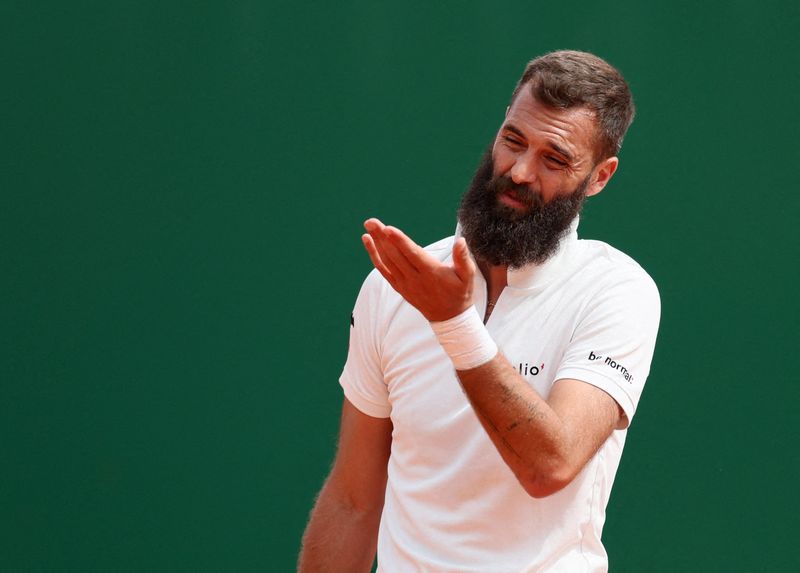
[
  {"xmin": 298, "ymin": 477, "xmax": 383, "ymax": 573},
  {"xmin": 456, "ymin": 353, "xmax": 573, "ymax": 497}
]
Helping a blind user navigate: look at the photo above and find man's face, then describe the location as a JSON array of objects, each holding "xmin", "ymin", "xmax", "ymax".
[{"xmin": 458, "ymin": 86, "xmax": 616, "ymax": 268}]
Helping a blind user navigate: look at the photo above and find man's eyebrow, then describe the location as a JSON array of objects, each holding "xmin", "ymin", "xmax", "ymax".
[
  {"xmin": 548, "ymin": 142, "xmax": 574, "ymax": 163},
  {"xmin": 503, "ymin": 123, "xmax": 575, "ymax": 163},
  {"xmin": 503, "ymin": 124, "xmax": 525, "ymax": 139}
]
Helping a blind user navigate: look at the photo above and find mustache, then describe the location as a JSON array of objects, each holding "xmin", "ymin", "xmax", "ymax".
[{"xmin": 489, "ymin": 176, "xmax": 545, "ymax": 211}]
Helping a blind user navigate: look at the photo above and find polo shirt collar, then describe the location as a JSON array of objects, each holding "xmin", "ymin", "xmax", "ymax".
[{"xmin": 455, "ymin": 216, "xmax": 580, "ymax": 291}]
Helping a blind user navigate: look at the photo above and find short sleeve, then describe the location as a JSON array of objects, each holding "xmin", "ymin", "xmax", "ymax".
[
  {"xmin": 555, "ymin": 272, "xmax": 661, "ymax": 428},
  {"xmin": 339, "ymin": 270, "xmax": 392, "ymax": 418}
]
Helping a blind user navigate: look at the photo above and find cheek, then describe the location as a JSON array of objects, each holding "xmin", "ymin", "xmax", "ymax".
[
  {"xmin": 491, "ymin": 146, "xmax": 514, "ymax": 176},
  {"xmin": 540, "ymin": 173, "xmax": 574, "ymax": 202}
]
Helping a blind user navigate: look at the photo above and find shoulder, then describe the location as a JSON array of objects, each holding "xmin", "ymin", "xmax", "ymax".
[
  {"xmin": 575, "ymin": 239, "xmax": 657, "ymax": 284},
  {"xmin": 572, "ymin": 239, "xmax": 660, "ymax": 306}
]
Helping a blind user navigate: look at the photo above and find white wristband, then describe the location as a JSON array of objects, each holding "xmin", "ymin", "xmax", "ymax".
[{"xmin": 430, "ymin": 307, "xmax": 498, "ymax": 371}]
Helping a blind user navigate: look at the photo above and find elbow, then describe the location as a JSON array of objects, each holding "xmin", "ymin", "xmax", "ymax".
[
  {"xmin": 519, "ymin": 464, "xmax": 577, "ymax": 499},
  {"xmin": 521, "ymin": 476, "xmax": 570, "ymax": 499}
]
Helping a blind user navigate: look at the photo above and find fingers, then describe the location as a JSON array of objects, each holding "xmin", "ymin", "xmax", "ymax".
[
  {"xmin": 362, "ymin": 233, "xmax": 395, "ymax": 282},
  {"xmin": 383, "ymin": 226, "xmax": 433, "ymax": 271},
  {"xmin": 363, "ymin": 219, "xmax": 417, "ymax": 282},
  {"xmin": 452, "ymin": 237, "xmax": 476, "ymax": 283}
]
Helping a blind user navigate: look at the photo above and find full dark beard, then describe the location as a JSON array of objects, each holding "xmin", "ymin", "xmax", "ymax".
[{"xmin": 457, "ymin": 147, "xmax": 589, "ymax": 268}]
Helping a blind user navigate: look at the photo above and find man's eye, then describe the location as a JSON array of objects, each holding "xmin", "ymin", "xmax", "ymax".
[
  {"xmin": 504, "ymin": 136, "xmax": 522, "ymax": 146},
  {"xmin": 546, "ymin": 156, "xmax": 567, "ymax": 166}
]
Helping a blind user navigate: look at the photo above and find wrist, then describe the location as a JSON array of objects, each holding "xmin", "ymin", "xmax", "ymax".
[{"xmin": 430, "ymin": 306, "xmax": 498, "ymax": 370}]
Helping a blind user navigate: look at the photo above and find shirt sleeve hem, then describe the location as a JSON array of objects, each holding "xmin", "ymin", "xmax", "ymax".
[{"xmin": 339, "ymin": 376, "xmax": 392, "ymax": 419}]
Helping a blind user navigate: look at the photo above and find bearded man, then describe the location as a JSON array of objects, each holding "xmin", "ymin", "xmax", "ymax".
[{"xmin": 299, "ymin": 50, "xmax": 661, "ymax": 573}]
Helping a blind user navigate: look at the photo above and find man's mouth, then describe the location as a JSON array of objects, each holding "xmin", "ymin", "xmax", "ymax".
[{"xmin": 498, "ymin": 189, "xmax": 529, "ymax": 210}]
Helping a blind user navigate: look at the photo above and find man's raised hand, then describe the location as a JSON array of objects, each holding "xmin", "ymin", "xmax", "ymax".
[{"xmin": 362, "ymin": 218, "xmax": 475, "ymax": 322}]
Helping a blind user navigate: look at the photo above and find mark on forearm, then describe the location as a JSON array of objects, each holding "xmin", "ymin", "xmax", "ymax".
[
  {"xmin": 498, "ymin": 380, "xmax": 517, "ymax": 404},
  {"xmin": 500, "ymin": 435, "xmax": 523, "ymax": 460},
  {"xmin": 472, "ymin": 401, "xmax": 523, "ymax": 460}
]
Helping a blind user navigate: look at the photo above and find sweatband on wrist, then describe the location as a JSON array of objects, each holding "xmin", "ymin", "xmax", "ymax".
[{"xmin": 430, "ymin": 307, "xmax": 498, "ymax": 371}]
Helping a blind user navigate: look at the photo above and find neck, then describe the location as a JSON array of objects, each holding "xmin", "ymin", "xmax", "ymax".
[{"xmin": 477, "ymin": 259, "xmax": 508, "ymax": 303}]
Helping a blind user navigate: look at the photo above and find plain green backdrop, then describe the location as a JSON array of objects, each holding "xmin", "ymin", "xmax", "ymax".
[{"xmin": 3, "ymin": 1, "xmax": 799, "ymax": 571}]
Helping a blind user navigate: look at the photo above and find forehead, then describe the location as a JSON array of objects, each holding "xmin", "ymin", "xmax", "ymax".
[{"xmin": 503, "ymin": 87, "xmax": 598, "ymax": 160}]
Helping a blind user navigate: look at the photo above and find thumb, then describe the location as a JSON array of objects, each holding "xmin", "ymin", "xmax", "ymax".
[{"xmin": 452, "ymin": 237, "xmax": 475, "ymax": 283}]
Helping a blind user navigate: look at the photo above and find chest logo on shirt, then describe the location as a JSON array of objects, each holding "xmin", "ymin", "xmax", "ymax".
[{"xmin": 517, "ymin": 362, "xmax": 544, "ymax": 376}]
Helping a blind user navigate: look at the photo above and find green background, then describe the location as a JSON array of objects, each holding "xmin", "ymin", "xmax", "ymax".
[{"xmin": 3, "ymin": 1, "xmax": 798, "ymax": 571}]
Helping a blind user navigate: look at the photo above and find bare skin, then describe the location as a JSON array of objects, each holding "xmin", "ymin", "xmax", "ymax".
[{"xmin": 298, "ymin": 400, "xmax": 392, "ymax": 572}]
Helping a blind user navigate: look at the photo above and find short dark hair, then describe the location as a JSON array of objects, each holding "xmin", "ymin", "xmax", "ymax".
[{"xmin": 510, "ymin": 50, "xmax": 635, "ymax": 161}]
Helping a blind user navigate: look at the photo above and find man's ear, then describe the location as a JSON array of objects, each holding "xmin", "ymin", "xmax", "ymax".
[{"xmin": 586, "ymin": 156, "xmax": 619, "ymax": 197}]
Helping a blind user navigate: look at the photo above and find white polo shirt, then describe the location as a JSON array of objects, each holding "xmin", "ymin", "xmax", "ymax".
[{"xmin": 340, "ymin": 220, "xmax": 661, "ymax": 572}]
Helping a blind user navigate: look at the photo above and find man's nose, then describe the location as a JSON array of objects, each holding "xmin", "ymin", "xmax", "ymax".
[{"xmin": 509, "ymin": 154, "xmax": 538, "ymax": 186}]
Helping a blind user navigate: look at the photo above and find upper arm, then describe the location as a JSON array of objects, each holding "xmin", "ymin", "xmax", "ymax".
[
  {"xmin": 298, "ymin": 400, "xmax": 391, "ymax": 571},
  {"xmin": 327, "ymin": 398, "xmax": 393, "ymax": 511},
  {"xmin": 333, "ymin": 271, "xmax": 393, "ymax": 508},
  {"xmin": 545, "ymin": 378, "xmax": 622, "ymax": 482}
]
